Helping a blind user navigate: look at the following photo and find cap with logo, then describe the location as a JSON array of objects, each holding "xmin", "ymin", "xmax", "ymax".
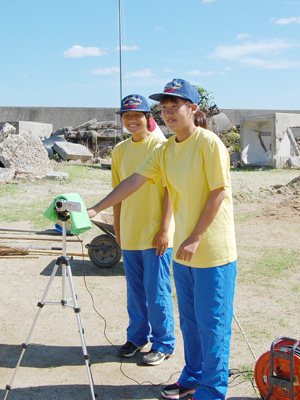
[
  {"xmin": 149, "ymin": 78, "xmax": 200, "ymax": 105},
  {"xmin": 116, "ymin": 94, "xmax": 151, "ymax": 114}
]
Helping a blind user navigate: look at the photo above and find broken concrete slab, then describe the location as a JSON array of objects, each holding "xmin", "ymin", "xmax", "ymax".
[
  {"xmin": 45, "ymin": 170, "xmax": 69, "ymax": 180},
  {"xmin": 53, "ymin": 141, "xmax": 93, "ymax": 161},
  {"xmin": 0, "ymin": 123, "xmax": 17, "ymax": 141},
  {"xmin": 0, "ymin": 167, "xmax": 15, "ymax": 184},
  {"xmin": 240, "ymin": 113, "xmax": 300, "ymax": 168},
  {"xmin": 17, "ymin": 121, "xmax": 53, "ymax": 139},
  {"xmin": 42, "ymin": 135, "xmax": 67, "ymax": 159},
  {"xmin": 209, "ymin": 112, "xmax": 233, "ymax": 134},
  {"xmin": 0, "ymin": 130, "xmax": 51, "ymax": 179}
]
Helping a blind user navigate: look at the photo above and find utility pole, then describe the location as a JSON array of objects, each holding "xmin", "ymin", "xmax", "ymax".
[{"xmin": 118, "ymin": 0, "xmax": 124, "ymax": 141}]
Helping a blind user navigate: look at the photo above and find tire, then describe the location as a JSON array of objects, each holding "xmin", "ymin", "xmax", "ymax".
[{"xmin": 87, "ymin": 234, "xmax": 121, "ymax": 268}]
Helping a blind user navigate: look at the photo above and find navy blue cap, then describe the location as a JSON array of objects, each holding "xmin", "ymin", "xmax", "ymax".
[
  {"xmin": 116, "ymin": 94, "xmax": 151, "ymax": 114},
  {"xmin": 149, "ymin": 78, "xmax": 200, "ymax": 105}
]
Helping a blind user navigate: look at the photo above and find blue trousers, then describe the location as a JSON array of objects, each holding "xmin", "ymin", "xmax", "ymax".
[
  {"xmin": 173, "ymin": 260, "xmax": 237, "ymax": 400},
  {"xmin": 122, "ymin": 248, "xmax": 175, "ymax": 355}
]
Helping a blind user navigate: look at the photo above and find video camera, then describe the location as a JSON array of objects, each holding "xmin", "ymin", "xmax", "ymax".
[{"xmin": 55, "ymin": 199, "xmax": 82, "ymax": 213}]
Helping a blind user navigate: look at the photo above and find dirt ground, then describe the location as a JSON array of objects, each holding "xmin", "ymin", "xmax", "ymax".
[{"xmin": 1, "ymin": 167, "xmax": 300, "ymax": 400}]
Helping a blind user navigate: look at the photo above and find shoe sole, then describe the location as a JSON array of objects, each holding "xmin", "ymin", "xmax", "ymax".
[
  {"xmin": 143, "ymin": 352, "xmax": 174, "ymax": 366},
  {"xmin": 119, "ymin": 343, "xmax": 148, "ymax": 358},
  {"xmin": 160, "ymin": 388, "xmax": 196, "ymax": 400}
]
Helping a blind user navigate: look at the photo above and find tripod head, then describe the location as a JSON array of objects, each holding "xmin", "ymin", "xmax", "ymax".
[{"xmin": 54, "ymin": 199, "xmax": 82, "ymax": 256}]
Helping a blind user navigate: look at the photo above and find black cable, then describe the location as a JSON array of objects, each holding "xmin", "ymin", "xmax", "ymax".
[{"xmin": 78, "ymin": 238, "xmax": 180, "ymax": 387}]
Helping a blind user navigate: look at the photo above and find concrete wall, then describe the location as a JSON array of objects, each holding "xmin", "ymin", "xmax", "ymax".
[
  {"xmin": 0, "ymin": 107, "xmax": 117, "ymax": 132},
  {"xmin": 0, "ymin": 106, "xmax": 299, "ymax": 133}
]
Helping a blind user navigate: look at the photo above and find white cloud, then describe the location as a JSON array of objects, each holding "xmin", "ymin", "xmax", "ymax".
[
  {"xmin": 186, "ymin": 70, "xmax": 215, "ymax": 76},
  {"xmin": 211, "ymin": 39, "xmax": 300, "ymax": 69},
  {"xmin": 240, "ymin": 57, "xmax": 300, "ymax": 69},
  {"xmin": 91, "ymin": 67, "xmax": 119, "ymax": 75},
  {"xmin": 211, "ymin": 39, "xmax": 297, "ymax": 61},
  {"xmin": 236, "ymin": 33, "xmax": 251, "ymax": 40},
  {"xmin": 64, "ymin": 45, "xmax": 107, "ymax": 58},
  {"xmin": 202, "ymin": 0, "xmax": 215, "ymax": 3},
  {"xmin": 125, "ymin": 69, "xmax": 155, "ymax": 78},
  {"xmin": 273, "ymin": 16, "xmax": 300, "ymax": 25},
  {"xmin": 163, "ymin": 68, "xmax": 174, "ymax": 73}
]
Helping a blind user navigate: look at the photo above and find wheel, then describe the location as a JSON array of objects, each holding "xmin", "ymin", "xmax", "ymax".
[{"xmin": 87, "ymin": 234, "xmax": 121, "ymax": 268}]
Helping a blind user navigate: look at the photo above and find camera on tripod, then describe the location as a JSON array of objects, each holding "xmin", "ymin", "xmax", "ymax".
[{"xmin": 55, "ymin": 199, "xmax": 82, "ymax": 213}]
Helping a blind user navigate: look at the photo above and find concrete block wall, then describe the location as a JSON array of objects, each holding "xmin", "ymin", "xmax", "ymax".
[
  {"xmin": 0, "ymin": 106, "xmax": 299, "ymax": 133},
  {"xmin": 240, "ymin": 113, "xmax": 300, "ymax": 168}
]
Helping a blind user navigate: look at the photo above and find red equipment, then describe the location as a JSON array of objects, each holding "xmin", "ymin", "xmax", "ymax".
[{"xmin": 255, "ymin": 337, "xmax": 300, "ymax": 400}]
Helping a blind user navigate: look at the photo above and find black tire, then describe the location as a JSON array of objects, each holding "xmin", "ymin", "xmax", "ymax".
[{"xmin": 87, "ymin": 234, "xmax": 121, "ymax": 268}]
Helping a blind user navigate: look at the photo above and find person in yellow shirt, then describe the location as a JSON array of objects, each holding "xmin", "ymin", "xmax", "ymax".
[
  {"xmin": 88, "ymin": 80, "xmax": 237, "ymax": 400},
  {"xmin": 91, "ymin": 94, "xmax": 175, "ymax": 366}
]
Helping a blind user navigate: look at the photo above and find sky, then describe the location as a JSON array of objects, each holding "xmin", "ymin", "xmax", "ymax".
[{"xmin": 1, "ymin": 0, "xmax": 300, "ymax": 110}]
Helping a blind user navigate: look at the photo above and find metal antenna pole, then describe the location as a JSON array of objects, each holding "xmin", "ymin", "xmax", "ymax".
[{"xmin": 118, "ymin": 0, "xmax": 124, "ymax": 141}]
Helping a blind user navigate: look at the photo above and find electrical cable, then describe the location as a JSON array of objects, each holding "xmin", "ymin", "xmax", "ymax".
[
  {"xmin": 233, "ymin": 311, "xmax": 258, "ymax": 361},
  {"xmin": 77, "ymin": 237, "xmax": 181, "ymax": 387},
  {"xmin": 78, "ymin": 236, "xmax": 259, "ymax": 393}
]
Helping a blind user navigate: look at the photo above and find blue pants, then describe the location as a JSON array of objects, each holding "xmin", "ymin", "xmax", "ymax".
[
  {"xmin": 173, "ymin": 260, "xmax": 237, "ymax": 400},
  {"xmin": 122, "ymin": 248, "xmax": 175, "ymax": 355}
]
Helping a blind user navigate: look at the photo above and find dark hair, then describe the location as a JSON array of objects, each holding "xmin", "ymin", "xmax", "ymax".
[
  {"xmin": 160, "ymin": 95, "xmax": 207, "ymax": 128},
  {"xmin": 145, "ymin": 112, "xmax": 151, "ymax": 130},
  {"xmin": 194, "ymin": 110, "xmax": 207, "ymax": 129}
]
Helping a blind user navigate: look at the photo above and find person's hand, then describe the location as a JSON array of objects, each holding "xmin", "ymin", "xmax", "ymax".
[
  {"xmin": 87, "ymin": 208, "xmax": 98, "ymax": 219},
  {"xmin": 176, "ymin": 236, "xmax": 201, "ymax": 262},
  {"xmin": 153, "ymin": 229, "xmax": 169, "ymax": 257}
]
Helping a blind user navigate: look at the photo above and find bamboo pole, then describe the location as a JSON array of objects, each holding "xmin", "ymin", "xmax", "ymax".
[{"xmin": 0, "ymin": 236, "xmax": 82, "ymax": 242}]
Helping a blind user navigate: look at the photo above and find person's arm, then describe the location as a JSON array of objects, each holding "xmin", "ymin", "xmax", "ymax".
[
  {"xmin": 176, "ymin": 188, "xmax": 226, "ymax": 262},
  {"xmin": 113, "ymin": 203, "xmax": 121, "ymax": 247},
  {"xmin": 153, "ymin": 187, "xmax": 173, "ymax": 256},
  {"xmin": 87, "ymin": 173, "xmax": 149, "ymax": 218}
]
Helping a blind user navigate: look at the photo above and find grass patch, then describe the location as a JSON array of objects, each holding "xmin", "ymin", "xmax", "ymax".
[
  {"xmin": 255, "ymin": 248, "xmax": 299, "ymax": 278},
  {"xmin": 2, "ymin": 163, "xmax": 113, "ymax": 229}
]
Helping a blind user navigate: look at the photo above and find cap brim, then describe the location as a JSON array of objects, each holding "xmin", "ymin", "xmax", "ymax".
[
  {"xmin": 149, "ymin": 92, "xmax": 192, "ymax": 102},
  {"xmin": 115, "ymin": 108, "xmax": 151, "ymax": 115},
  {"xmin": 149, "ymin": 93, "xmax": 164, "ymax": 101}
]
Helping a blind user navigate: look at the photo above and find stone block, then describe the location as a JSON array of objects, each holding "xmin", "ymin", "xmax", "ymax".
[
  {"xmin": 53, "ymin": 141, "xmax": 93, "ymax": 161},
  {"xmin": 18, "ymin": 121, "xmax": 53, "ymax": 139},
  {"xmin": 0, "ymin": 167, "xmax": 15, "ymax": 184},
  {"xmin": 0, "ymin": 123, "xmax": 17, "ymax": 142}
]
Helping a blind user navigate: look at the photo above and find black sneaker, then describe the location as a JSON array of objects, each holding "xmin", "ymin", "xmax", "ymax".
[
  {"xmin": 118, "ymin": 341, "xmax": 147, "ymax": 358},
  {"xmin": 161, "ymin": 382, "xmax": 196, "ymax": 399},
  {"xmin": 142, "ymin": 349, "xmax": 172, "ymax": 366}
]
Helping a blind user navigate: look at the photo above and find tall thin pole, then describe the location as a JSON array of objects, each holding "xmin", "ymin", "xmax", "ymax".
[{"xmin": 118, "ymin": 0, "xmax": 124, "ymax": 141}]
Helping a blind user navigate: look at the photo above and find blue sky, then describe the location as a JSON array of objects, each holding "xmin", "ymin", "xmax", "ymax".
[{"xmin": 1, "ymin": 0, "xmax": 300, "ymax": 110}]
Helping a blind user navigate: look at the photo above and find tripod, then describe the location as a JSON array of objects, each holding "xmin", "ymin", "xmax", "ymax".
[{"xmin": 4, "ymin": 212, "xmax": 96, "ymax": 399}]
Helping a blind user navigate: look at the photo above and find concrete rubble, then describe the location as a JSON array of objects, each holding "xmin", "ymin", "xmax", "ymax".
[
  {"xmin": 240, "ymin": 113, "xmax": 300, "ymax": 168},
  {"xmin": 61, "ymin": 119, "xmax": 121, "ymax": 157},
  {"xmin": 1, "ymin": 110, "xmax": 299, "ymax": 185},
  {"xmin": 0, "ymin": 123, "xmax": 67, "ymax": 184}
]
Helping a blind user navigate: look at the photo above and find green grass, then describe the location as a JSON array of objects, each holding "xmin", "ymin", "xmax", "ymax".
[
  {"xmin": 2, "ymin": 163, "xmax": 113, "ymax": 229},
  {"xmin": 256, "ymin": 248, "xmax": 299, "ymax": 278}
]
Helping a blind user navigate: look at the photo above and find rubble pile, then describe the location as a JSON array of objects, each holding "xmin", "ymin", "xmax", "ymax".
[
  {"xmin": 0, "ymin": 123, "xmax": 51, "ymax": 183},
  {"xmin": 61, "ymin": 119, "xmax": 121, "ymax": 158}
]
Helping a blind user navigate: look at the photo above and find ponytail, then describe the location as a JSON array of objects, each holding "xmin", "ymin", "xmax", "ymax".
[{"xmin": 194, "ymin": 110, "xmax": 207, "ymax": 129}]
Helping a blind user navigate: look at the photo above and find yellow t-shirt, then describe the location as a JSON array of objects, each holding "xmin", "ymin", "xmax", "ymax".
[
  {"xmin": 112, "ymin": 133, "xmax": 174, "ymax": 250},
  {"xmin": 137, "ymin": 127, "xmax": 237, "ymax": 268}
]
